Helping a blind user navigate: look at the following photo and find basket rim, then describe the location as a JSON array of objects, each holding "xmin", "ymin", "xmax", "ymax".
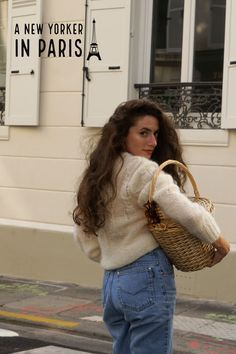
[{"xmin": 148, "ymin": 160, "xmax": 200, "ymax": 202}]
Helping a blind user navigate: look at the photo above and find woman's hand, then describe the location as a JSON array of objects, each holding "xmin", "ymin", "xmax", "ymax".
[{"xmin": 209, "ymin": 236, "xmax": 231, "ymax": 267}]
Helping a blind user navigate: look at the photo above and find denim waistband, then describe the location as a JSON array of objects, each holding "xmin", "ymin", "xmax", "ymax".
[{"xmin": 105, "ymin": 247, "xmax": 163, "ymax": 274}]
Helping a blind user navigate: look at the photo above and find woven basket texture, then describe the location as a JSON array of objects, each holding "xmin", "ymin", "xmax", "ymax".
[{"xmin": 145, "ymin": 160, "xmax": 215, "ymax": 272}]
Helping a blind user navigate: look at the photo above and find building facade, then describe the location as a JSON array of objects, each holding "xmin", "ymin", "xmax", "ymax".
[{"xmin": 0, "ymin": 0, "xmax": 235, "ymax": 302}]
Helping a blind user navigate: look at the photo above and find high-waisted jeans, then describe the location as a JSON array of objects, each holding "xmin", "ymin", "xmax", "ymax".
[{"xmin": 102, "ymin": 247, "xmax": 176, "ymax": 354}]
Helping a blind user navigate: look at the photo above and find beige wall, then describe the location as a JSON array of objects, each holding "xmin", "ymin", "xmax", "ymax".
[
  {"xmin": 0, "ymin": 225, "xmax": 103, "ymax": 287},
  {"xmin": 0, "ymin": 0, "xmax": 86, "ymax": 225},
  {"xmin": 0, "ymin": 0, "xmax": 235, "ymax": 303},
  {"xmin": 182, "ymin": 132, "xmax": 236, "ymax": 244},
  {"xmin": 175, "ymin": 131, "xmax": 236, "ymax": 302},
  {"xmin": 0, "ymin": 0, "xmax": 103, "ymax": 290},
  {"xmin": 0, "ymin": 223, "xmax": 234, "ymax": 303}
]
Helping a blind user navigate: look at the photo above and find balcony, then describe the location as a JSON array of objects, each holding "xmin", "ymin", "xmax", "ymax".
[
  {"xmin": 134, "ymin": 82, "xmax": 222, "ymax": 129},
  {"xmin": 0, "ymin": 87, "xmax": 5, "ymax": 126}
]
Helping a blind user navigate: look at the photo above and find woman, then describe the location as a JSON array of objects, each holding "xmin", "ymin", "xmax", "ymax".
[{"xmin": 73, "ymin": 99, "xmax": 230, "ymax": 354}]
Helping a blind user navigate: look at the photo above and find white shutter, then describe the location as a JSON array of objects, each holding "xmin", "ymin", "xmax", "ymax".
[
  {"xmin": 5, "ymin": 0, "xmax": 42, "ymax": 126},
  {"xmin": 83, "ymin": 0, "xmax": 131, "ymax": 127},
  {"xmin": 221, "ymin": 0, "xmax": 236, "ymax": 129}
]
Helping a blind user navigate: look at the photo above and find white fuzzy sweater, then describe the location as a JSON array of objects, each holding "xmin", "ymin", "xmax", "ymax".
[{"xmin": 74, "ymin": 152, "xmax": 220, "ymax": 270}]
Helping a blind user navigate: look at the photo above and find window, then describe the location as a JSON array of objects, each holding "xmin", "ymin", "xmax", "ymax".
[
  {"xmin": 151, "ymin": 0, "xmax": 226, "ymax": 83},
  {"xmin": 135, "ymin": 0, "xmax": 226, "ymax": 129},
  {"xmin": 192, "ymin": 0, "xmax": 226, "ymax": 82},
  {"xmin": 150, "ymin": 0, "xmax": 184, "ymax": 83}
]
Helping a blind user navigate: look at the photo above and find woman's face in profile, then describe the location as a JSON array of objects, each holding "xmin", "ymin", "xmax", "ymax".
[{"xmin": 125, "ymin": 115, "xmax": 159, "ymax": 159}]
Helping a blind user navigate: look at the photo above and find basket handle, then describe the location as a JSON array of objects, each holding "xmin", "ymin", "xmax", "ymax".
[{"xmin": 148, "ymin": 159, "xmax": 200, "ymax": 202}]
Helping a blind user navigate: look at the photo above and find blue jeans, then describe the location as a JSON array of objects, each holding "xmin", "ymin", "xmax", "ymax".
[{"xmin": 102, "ymin": 248, "xmax": 176, "ymax": 354}]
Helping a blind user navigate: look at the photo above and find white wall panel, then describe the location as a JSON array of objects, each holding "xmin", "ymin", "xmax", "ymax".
[
  {"xmin": 183, "ymin": 131, "xmax": 236, "ymax": 166},
  {"xmin": 0, "ymin": 188, "xmax": 74, "ymax": 225},
  {"xmin": 187, "ymin": 165, "xmax": 236, "ymax": 205},
  {"xmin": 41, "ymin": 58, "xmax": 83, "ymax": 92},
  {"xmin": 0, "ymin": 127, "xmax": 99, "ymax": 159},
  {"xmin": 5, "ymin": 0, "xmax": 42, "ymax": 125},
  {"xmin": 0, "ymin": 226, "xmax": 102, "ymax": 286},
  {"xmin": 0, "ymin": 157, "xmax": 85, "ymax": 191},
  {"xmin": 40, "ymin": 92, "xmax": 82, "ymax": 126},
  {"xmin": 214, "ymin": 204, "xmax": 236, "ymax": 243},
  {"xmin": 0, "ymin": 126, "xmax": 9, "ymax": 140},
  {"xmin": 176, "ymin": 251, "xmax": 235, "ymax": 302},
  {"xmin": 43, "ymin": 0, "xmax": 85, "ymax": 22}
]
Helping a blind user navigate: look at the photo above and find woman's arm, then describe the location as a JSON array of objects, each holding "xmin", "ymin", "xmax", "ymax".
[
  {"xmin": 128, "ymin": 157, "xmax": 225, "ymax": 245},
  {"xmin": 154, "ymin": 184, "xmax": 221, "ymax": 244},
  {"xmin": 73, "ymin": 224, "xmax": 101, "ymax": 262}
]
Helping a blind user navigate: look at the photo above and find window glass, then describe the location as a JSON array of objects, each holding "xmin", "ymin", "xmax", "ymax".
[
  {"xmin": 150, "ymin": 0, "xmax": 184, "ymax": 83},
  {"xmin": 192, "ymin": 0, "xmax": 226, "ymax": 81}
]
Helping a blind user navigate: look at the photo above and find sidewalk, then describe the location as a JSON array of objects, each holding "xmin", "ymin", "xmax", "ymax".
[{"xmin": 0, "ymin": 276, "xmax": 235, "ymax": 354}]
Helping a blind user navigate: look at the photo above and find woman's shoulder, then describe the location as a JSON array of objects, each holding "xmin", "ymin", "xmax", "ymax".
[
  {"xmin": 122, "ymin": 152, "xmax": 158, "ymax": 170},
  {"xmin": 121, "ymin": 152, "xmax": 174, "ymax": 190},
  {"xmin": 121, "ymin": 152, "xmax": 160, "ymax": 183}
]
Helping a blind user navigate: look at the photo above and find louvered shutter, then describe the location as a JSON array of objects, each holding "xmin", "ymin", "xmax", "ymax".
[
  {"xmin": 83, "ymin": 0, "xmax": 131, "ymax": 127},
  {"xmin": 5, "ymin": 0, "xmax": 42, "ymax": 126}
]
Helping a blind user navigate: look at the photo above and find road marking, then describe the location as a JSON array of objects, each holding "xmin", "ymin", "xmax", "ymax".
[
  {"xmin": 81, "ymin": 315, "xmax": 103, "ymax": 322},
  {"xmin": 0, "ymin": 310, "xmax": 79, "ymax": 328},
  {"xmin": 0, "ymin": 328, "xmax": 19, "ymax": 337},
  {"xmin": 16, "ymin": 346, "xmax": 89, "ymax": 353}
]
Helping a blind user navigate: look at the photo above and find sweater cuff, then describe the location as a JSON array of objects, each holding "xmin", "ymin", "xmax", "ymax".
[{"xmin": 194, "ymin": 213, "xmax": 221, "ymax": 244}]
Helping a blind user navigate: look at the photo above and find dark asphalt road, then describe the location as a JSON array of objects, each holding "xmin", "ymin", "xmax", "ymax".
[
  {"xmin": 0, "ymin": 337, "xmax": 54, "ymax": 354},
  {"xmin": 0, "ymin": 322, "xmax": 112, "ymax": 354}
]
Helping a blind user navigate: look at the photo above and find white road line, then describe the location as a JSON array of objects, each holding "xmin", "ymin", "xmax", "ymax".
[
  {"xmin": 81, "ymin": 315, "xmax": 103, "ymax": 322},
  {"xmin": 0, "ymin": 328, "xmax": 19, "ymax": 337},
  {"xmin": 16, "ymin": 346, "xmax": 90, "ymax": 353}
]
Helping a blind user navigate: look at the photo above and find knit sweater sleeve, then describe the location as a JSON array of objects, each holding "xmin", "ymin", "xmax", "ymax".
[
  {"xmin": 73, "ymin": 224, "xmax": 101, "ymax": 262},
  {"xmin": 127, "ymin": 155, "xmax": 220, "ymax": 244}
]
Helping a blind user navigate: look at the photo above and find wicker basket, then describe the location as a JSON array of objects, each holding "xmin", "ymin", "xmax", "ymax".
[{"xmin": 145, "ymin": 160, "xmax": 215, "ymax": 272}]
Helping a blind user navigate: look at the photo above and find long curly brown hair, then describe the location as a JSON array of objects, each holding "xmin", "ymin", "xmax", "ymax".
[{"xmin": 73, "ymin": 99, "xmax": 186, "ymax": 234}]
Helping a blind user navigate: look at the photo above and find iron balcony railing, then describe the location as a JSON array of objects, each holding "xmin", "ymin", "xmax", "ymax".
[
  {"xmin": 134, "ymin": 82, "xmax": 222, "ymax": 129},
  {"xmin": 0, "ymin": 87, "xmax": 5, "ymax": 126}
]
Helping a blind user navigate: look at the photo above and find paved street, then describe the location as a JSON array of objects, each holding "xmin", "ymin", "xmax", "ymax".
[
  {"xmin": 0, "ymin": 334, "xmax": 58, "ymax": 354},
  {"xmin": 0, "ymin": 334, "xmax": 90, "ymax": 354},
  {"xmin": 0, "ymin": 276, "xmax": 235, "ymax": 353},
  {"xmin": 0, "ymin": 322, "xmax": 111, "ymax": 354},
  {"xmin": 0, "ymin": 333, "xmax": 91, "ymax": 353}
]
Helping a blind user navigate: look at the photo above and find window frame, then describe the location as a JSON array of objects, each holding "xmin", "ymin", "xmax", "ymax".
[{"xmin": 133, "ymin": 0, "xmax": 229, "ymax": 145}]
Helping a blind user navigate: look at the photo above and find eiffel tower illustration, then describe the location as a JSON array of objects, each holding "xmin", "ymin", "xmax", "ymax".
[{"xmin": 87, "ymin": 19, "xmax": 102, "ymax": 61}]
